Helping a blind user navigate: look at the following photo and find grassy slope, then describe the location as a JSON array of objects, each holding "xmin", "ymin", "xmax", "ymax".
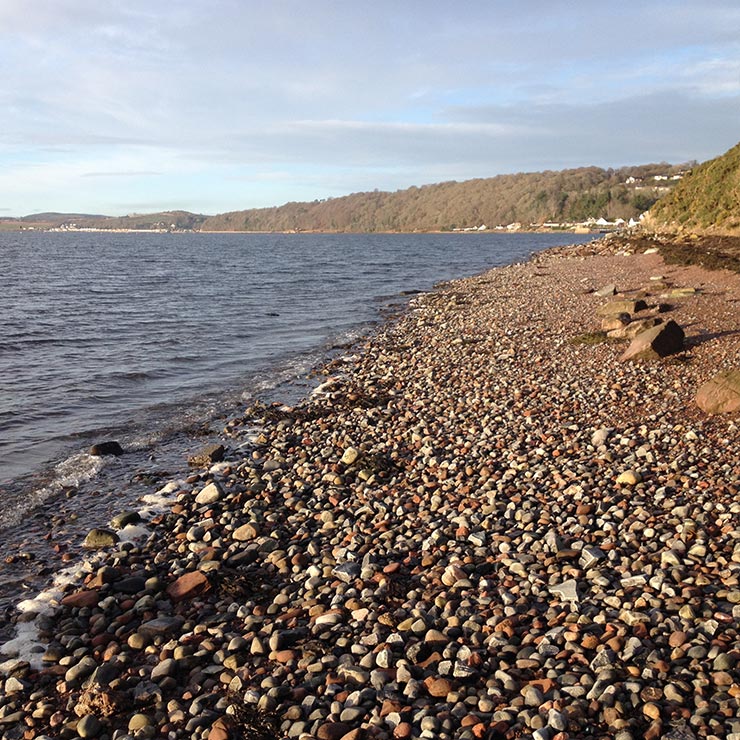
[{"xmin": 645, "ymin": 142, "xmax": 740, "ymax": 235}]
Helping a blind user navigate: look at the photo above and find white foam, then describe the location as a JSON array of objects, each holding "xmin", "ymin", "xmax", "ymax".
[
  {"xmin": 155, "ymin": 480, "xmax": 185, "ymax": 496},
  {"xmin": 0, "ymin": 476, "xmax": 189, "ymax": 673},
  {"xmin": 117, "ymin": 524, "xmax": 152, "ymax": 543},
  {"xmin": 311, "ymin": 376, "xmax": 343, "ymax": 396},
  {"xmin": 0, "ymin": 560, "xmax": 96, "ymax": 671},
  {"xmin": 137, "ymin": 479, "xmax": 189, "ymax": 519}
]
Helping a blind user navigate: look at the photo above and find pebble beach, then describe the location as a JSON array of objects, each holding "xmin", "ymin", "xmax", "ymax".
[{"xmin": 1, "ymin": 235, "xmax": 739, "ymax": 740}]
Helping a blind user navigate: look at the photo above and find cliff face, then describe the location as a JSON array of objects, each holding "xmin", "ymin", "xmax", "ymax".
[{"xmin": 644, "ymin": 142, "xmax": 740, "ymax": 236}]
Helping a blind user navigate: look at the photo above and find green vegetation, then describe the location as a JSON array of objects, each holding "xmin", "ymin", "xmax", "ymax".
[
  {"xmin": 645, "ymin": 141, "xmax": 740, "ymax": 235},
  {"xmin": 84, "ymin": 210, "xmax": 207, "ymax": 230}
]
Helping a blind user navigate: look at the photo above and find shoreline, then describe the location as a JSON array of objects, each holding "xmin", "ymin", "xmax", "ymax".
[
  {"xmin": 1, "ymin": 236, "xmax": 739, "ymax": 740},
  {"xmin": 3, "ymin": 226, "xmax": 606, "ymax": 235}
]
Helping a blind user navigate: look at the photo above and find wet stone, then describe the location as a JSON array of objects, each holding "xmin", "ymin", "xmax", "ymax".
[{"xmin": 83, "ymin": 528, "xmax": 119, "ymax": 549}]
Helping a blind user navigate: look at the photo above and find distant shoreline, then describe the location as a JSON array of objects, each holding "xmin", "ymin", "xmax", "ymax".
[{"xmin": 0, "ymin": 226, "xmax": 611, "ymax": 235}]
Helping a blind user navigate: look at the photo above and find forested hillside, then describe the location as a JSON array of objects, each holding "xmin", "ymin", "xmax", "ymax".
[{"xmin": 201, "ymin": 163, "xmax": 687, "ymax": 233}]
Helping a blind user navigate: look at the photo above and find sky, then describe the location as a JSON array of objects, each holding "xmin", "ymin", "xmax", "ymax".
[{"xmin": 1, "ymin": 0, "xmax": 739, "ymax": 216}]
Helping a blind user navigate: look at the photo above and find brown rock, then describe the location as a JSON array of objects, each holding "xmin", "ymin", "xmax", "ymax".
[
  {"xmin": 712, "ymin": 671, "xmax": 734, "ymax": 685},
  {"xmin": 601, "ymin": 313, "xmax": 631, "ymax": 331},
  {"xmin": 166, "ymin": 571, "xmax": 210, "ymax": 602},
  {"xmin": 61, "ymin": 590, "xmax": 100, "ymax": 609},
  {"xmin": 643, "ymin": 702, "xmax": 661, "ymax": 721},
  {"xmin": 695, "ymin": 369, "xmax": 740, "ymax": 414},
  {"xmin": 626, "ymin": 316, "xmax": 662, "ymax": 336},
  {"xmin": 602, "ymin": 707, "xmax": 621, "ymax": 726},
  {"xmin": 208, "ymin": 717, "xmax": 233, "ymax": 740},
  {"xmin": 380, "ymin": 699, "xmax": 402, "ymax": 718},
  {"xmin": 620, "ymin": 320, "xmax": 684, "ymax": 361},
  {"xmin": 489, "ymin": 720, "xmax": 510, "ymax": 736},
  {"xmin": 317, "ymin": 723, "xmax": 352, "ymax": 740},
  {"xmin": 90, "ymin": 440, "xmax": 124, "ymax": 456},
  {"xmin": 580, "ymin": 634, "xmax": 599, "ymax": 650},
  {"xmin": 609, "ymin": 316, "xmax": 663, "ymax": 339},
  {"xmin": 668, "ymin": 631, "xmax": 688, "ymax": 647},
  {"xmin": 528, "ymin": 678, "xmax": 557, "ymax": 694},
  {"xmin": 424, "ymin": 676, "xmax": 453, "ymax": 697},
  {"xmin": 472, "ymin": 723, "xmax": 488, "ymax": 739},
  {"xmin": 339, "ymin": 731, "xmax": 365, "ymax": 740},
  {"xmin": 393, "ymin": 723, "xmax": 412, "ymax": 739},
  {"xmin": 273, "ymin": 649, "xmax": 297, "ymax": 663},
  {"xmin": 74, "ymin": 688, "xmax": 125, "ymax": 718},
  {"xmin": 232, "ymin": 523, "xmax": 260, "ymax": 541}
]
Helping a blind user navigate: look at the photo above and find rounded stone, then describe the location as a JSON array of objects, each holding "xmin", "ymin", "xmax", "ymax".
[{"xmin": 77, "ymin": 715, "xmax": 102, "ymax": 738}]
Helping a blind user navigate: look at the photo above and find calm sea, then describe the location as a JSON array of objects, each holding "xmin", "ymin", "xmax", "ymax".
[{"xmin": 0, "ymin": 231, "xmax": 594, "ymax": 610}]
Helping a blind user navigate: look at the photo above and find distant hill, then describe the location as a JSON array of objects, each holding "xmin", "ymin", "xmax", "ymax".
[
  {"xmin": 200, "ymin": 163, "xmax": 688, "ymax": 233},
  {"xmin": 643, "ymin": 142, "xmax": 740, "ymax": 235},
  {"xmin": 22, "ymin": 212, "xmax": 105, "ymax": 222},
  {"xmin": 80, "ymin": 210, "xmax": 207, "ymax": 231},
  {"xmin": 1, "ymin": 210, "xmax": 207, "ymax": 231}
]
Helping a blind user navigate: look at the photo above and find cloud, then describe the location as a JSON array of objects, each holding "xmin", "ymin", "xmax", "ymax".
[
  {"xmin": 81, "ymin": 170, "xmax": 162, "ymax": 178},
  {"xmin": 0, "ymin": 1, "xmax": 739, "ymax": 213}
]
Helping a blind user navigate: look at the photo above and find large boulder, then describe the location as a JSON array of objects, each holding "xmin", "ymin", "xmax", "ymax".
[
  {"xmin": 620, "ymin": 320, "xmax": 684, "ymax": 361},
  {"xmin": 596, "ymin": 299, "xmax": 648, "ymax": 316},
  {"xmin": 695, "ymin": 369, "xmax": 740, "ymax": 414}
]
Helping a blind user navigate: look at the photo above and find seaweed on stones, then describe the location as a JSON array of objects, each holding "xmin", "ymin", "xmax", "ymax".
[{"xmin": 224, "ymin": 695, "xmax": 281, "ymax": 740}]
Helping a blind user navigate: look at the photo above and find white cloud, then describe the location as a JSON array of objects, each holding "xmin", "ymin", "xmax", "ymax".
[{"xmin": 0, "ymin": 1, "xmax": 739, "ymax": 213}]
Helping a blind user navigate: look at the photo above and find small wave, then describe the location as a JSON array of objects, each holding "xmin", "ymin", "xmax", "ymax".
[
  {"xmin": 107, "ymin": 370, "xmax": 158, "ymax": 382},
  {"xmin": 0, "ymin": 453, "xmax": 108, "ymax": 529}
]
